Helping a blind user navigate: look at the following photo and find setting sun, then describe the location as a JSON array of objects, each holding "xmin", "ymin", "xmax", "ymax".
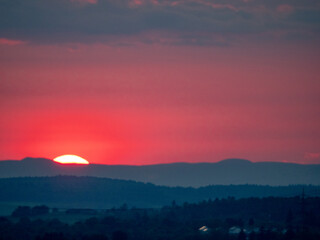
[{"xmin": 53, "ymin": 155, "xmax": 89, "ymax": 165}]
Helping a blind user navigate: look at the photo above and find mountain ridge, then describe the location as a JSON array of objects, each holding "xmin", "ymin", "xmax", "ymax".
[{"xmin": 0, "ymin": 157, "xmax": 319, "ymax": 187}]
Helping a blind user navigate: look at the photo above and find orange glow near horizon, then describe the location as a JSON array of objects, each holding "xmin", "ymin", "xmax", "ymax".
[{"xmin": 53, "ymin": 155, "xmax": 90, "ymax": 165}]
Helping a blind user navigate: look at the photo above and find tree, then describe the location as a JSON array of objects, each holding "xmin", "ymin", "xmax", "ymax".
[
  {"xmin": 249, "ymin": 231, "xmax": 256, "ymax": 240},
  {"xmin": 120, "ymin": 203, "xmax": 128, "ymax": 211},
  {"xmin": 11, "ymin": 206, "xmax": 31, "ymax": 217},
  {"xmin": 32, "ymin": 205, "xmax": 49, "ymax": 216},
  {"xmin": 37, "ymin": 232, "xmax": 66, "ymax": 240},
  {"xmin": 112, "ymin": 230, "xmax": 128, "ymax": 240},
  {"xmin": 284, "ymin": 227, "xmax": 294, "ymax": 240},
  {"xmin": 249, "ymin": 218, "xmax": 255, "ymax": 227},
  {"xmin": 238, "ymin": 229, "xmax": 246, "ymax": 240},
  {"xmin": 82, "ymin": 234, "xmax": 109, "ymax": 240},
  {"xmin": 286, "ymin": 210, "xmax": 293, "ymax": 227}
]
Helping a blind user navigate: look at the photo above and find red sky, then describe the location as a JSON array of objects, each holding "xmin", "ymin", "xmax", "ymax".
[{"xmin": 0, "ymin": 0, "xmax": 319, "ymax": 165}]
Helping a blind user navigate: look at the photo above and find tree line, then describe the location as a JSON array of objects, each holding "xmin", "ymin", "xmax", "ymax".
[{"xmin": 1, "ymin": 196, "xmax": 320, "ymax": 240}]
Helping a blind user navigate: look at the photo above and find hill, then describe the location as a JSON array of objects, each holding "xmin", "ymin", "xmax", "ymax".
[
  {"xmin": 0, "ymin": 158, "xmax": 320, "ymax": 187},
  {"xmin": 0, "ymin": 176, "xmax": 319, "ymax": 210}
]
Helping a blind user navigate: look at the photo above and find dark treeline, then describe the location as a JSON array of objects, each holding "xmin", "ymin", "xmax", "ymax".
[
  {"xmin": 0, "ymin": 176, "xmax": 320, "ymax": 208},
  {"xmin": 1, "ymin": 196, "xmax": 320, "ymax": 240}
]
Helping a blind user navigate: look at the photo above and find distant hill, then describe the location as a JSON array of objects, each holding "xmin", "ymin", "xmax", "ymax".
[
  {"xmin": 0, "ymin": 176, "xmax": 319, "ymax": 210},
  {"xmin": 0, "ymin": 157, "xmax": 320, "ymax": 187}
]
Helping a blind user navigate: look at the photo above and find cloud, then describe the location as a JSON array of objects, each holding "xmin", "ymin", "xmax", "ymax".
[
  {"xmin": 305, "ymin": 152, "xmax": 320, "ymax": 159},
  {"xmin": 71, "ymin": 0, "xmax": 98, "ymax": 4},
  {"xmin": 0, "ymin": 0, "xmax": 319, "ymax": 45},
  {"xmin": 0, "ymin": 38, "xmax": 25, "ymax": 46},
  {"xmin": 304, "ymin": 152, "xmax": 320, "ymax": 164},
  {"xmin": 276, "ymin": 4, "xmax": 294, "ymax": 14}
]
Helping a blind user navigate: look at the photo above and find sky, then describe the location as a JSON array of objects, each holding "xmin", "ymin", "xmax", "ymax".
[{"xmin": 0, "ymin": 0, "xmax": 319, "ymax": 165}]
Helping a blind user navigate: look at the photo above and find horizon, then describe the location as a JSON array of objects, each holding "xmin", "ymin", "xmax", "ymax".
[
  {"xmin": 1, "ymin": 156, "xmax": 320, "ymax": 187},
  {"xmin": 2, "ymin": 156, "xmax": 320, "ymax": 166}
]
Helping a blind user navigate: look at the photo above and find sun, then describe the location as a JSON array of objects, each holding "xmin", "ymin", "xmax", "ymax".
[{"xmin": 53, "ymin": 154, "xmax": 90, "ymax": 165}]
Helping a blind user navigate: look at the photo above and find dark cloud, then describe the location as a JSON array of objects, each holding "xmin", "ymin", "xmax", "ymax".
[{"xmin": 0, "ymin": 0, "xmax": 319, "ymax": 45}]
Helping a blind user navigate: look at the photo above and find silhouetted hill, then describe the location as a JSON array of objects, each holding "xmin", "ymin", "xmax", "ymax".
[
  {"xmin": 0, "ymin": 176, "xmax": 319, "ymax": 209},
  {"xmin": 0, "ymin": 158, "xmax": 320, "ymax": 187}
]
